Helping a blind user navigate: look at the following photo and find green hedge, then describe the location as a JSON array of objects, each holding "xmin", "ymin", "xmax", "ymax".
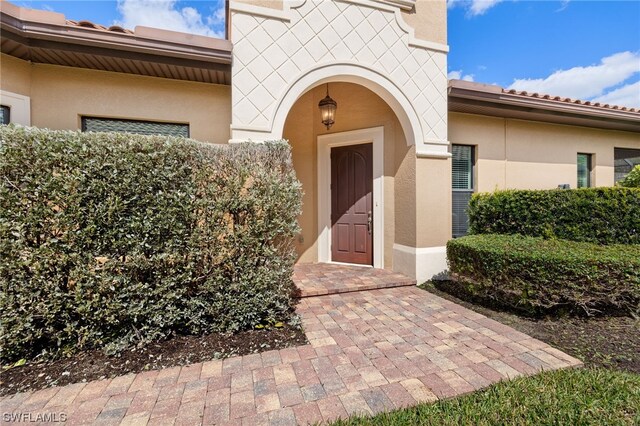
[
  {"xmin": 447, "ymin": 234, "xmax": 640, "ymax": 316},
  {"xmin": 0, "ymin": 125, "xmax": 302, "ymax": 362},
  {"xmin": 618, "ymin": 165, "xmax": 640, "ymax": 188},
  {"xmin": 468, "ymin": 187, "xmax": 640, "ymax": 245}
]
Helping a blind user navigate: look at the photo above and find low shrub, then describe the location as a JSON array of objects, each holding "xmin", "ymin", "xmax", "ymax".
[
  {"xmin": 446, "ymin": 234, "xmax": 640, "ymax": 316},
  {"xmin": 468, "ymin": 188, "xmax": 640, "ymax": 245},
  {"xmin": 618, "ymin": 165, "xmax": 640, "ymax": 188},
  {"xmin": 0, "ymin": 125, "xmax": 302, "ymax": 363}
]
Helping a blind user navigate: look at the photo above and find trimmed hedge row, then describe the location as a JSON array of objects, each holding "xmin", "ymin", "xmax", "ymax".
[
  {"xmin": 0, "ymin": 125, "xmax": 302, "ymax": 362},
  {"xmin": 447, "ymin": 234, "xmax": 640, "ymax": 316},
  {"xmin": 468, "ymin": 188, "xmax": 640, "ymax": 245}
]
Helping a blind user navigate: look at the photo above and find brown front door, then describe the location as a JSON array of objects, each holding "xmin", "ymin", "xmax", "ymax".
[{"xmin": 331, "ymin": 143, "xmax": 373, "ymax": 265}]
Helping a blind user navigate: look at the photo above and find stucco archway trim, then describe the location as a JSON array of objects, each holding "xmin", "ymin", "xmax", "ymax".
[
  {"xmin": 231, "ymin": 62, "xmax": 451, "ymax": 157},
  {"xmin": 274, "ymin": 62, "xmax": 421, "ymax": 148}
]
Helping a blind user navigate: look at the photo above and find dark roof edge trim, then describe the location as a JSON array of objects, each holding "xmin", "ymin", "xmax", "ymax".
[
  {"xmin": 0, "ymin": 3, "xmax": 232, "ymax": 66},
  {"xmin": 448, "ymin": 80, "xmax": 640, "ymax": 126}
]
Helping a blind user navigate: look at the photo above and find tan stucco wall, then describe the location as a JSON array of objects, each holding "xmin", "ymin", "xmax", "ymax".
[
  {"xmin": 415, "ymin": 156, "xmax": 451, "ymax": 247},
  {"xmin": 283, "ymin": 82, "xmax": 413, "ymax": 268},
  {"xmin": 393, "ymin": 141, "xmax": 416, "ymax": 248},
  {"xmin": 1, "ymin": 54, "xmax": 32, "ymax": 96},
  {"xmin": 449, "ymin": 112, "xmax": 640, "ymax": 191},
  {"xmin": 0, "ymin": 54, "xmax": 231, "ymax": 143},
  {"xmin": 402, "ymin": 0, "xmax": 447, "ymax": 46}
]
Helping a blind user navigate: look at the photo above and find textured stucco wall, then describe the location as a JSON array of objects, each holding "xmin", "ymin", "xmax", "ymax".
[
  {"xmin": 233, "ymin": 0, "xmax": 447, "ymax": 46},
  {"xmin": 1, "ymin": 55, "xmax": 231, "ymax": 144},
  {"xmin": 449, "ymin": 112, "xmax": 640, "ymax": 190},
  {"xmin": 401, "ymin": 0, "xmax": 447, "ymax": 46},
  {"xmin": 1, "ymin": 54, "xmax": 32, "ymax": 96},
  {"xmin": 415, "ymin": 156, "xmax": 451, "ymax": 247},
  {"xmin": 230, "ymin": 0, "xmax": 449, "ymax": 157}
]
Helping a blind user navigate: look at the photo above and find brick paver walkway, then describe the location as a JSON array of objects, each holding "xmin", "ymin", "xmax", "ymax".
[
  {"xmin": 294, "ymin": 263, "xmax": 416, "ymax": 297},
  {"xmin": 1, "ymin": 273, "xmax": 581, "ymax": 425}
]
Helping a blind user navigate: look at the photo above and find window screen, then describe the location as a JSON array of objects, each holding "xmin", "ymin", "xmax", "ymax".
[
  {"xmin": 577, "ymin": 153, "xmax": 592, "ymax": 188},
  {"xmin": 614, "ymin": 148, "xmax": 640, "ymax": 182},
  {"xmin": 0, "ymin": 105, "xmax": 10, "ymax": 125},
  {"xmin": 81, "ymin": 117, "xmax": 189, "ymax": 138},
  {"xmin": 452, "ymin": 145, "xmax": 475, "ymax": 238}
]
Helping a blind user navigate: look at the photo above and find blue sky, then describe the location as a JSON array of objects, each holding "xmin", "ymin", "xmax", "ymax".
[
  {"xmin": 15, "ymin": 0, "xmax": 640, "ymax": 107},
  {"xmin": 15, "ymin": 0, "xmax": 227, "ymax": 38},
  {"xmin": 447, "ymin": 0, "xmax": 640, "ymax": 107}
]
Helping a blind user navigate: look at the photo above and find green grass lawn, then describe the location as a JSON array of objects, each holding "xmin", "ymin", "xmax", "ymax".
[{"xmin": 330, "ymin": 368, "xmax": 639, "ymax": 425}]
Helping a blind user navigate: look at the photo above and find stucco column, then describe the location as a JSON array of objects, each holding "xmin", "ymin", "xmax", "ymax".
[{"xmin": 393, "ymin": 152, "xmax": 452, "ymax": 283}]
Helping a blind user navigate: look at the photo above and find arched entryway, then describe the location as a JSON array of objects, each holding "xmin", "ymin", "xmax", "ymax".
[
  {"xmin": 271, "ymin": 63, "xmax": 424, "ymax": 148},
  {"xmin": 283, "ymin": 81, "xmax": 415, "ymax": 270},
  {"xmin": 229, "ymin": 0, "xmax": 452, "ymax": 280}
]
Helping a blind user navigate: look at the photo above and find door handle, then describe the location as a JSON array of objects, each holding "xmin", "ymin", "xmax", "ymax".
[{"xmin": 367, "ymin": 211, "xmax": 372, "ymax": 235}]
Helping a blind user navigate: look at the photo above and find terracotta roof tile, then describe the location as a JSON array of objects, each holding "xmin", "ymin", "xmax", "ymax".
[
  {"xmin": 107, "ymin": 25, "xmax": 130, "ymax": 33},
  {"xmin": 66, "ymin": 19, "xmax": 134, "ymax": 34},
  {"xmin": 503, "ymin": 88, "xmax": 639, "ymax": 113}
]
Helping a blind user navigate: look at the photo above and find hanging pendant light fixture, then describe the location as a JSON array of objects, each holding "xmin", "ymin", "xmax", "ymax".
[{"xmin": 318, "ymin": 83, "xmax": 337, "ymax": 130}]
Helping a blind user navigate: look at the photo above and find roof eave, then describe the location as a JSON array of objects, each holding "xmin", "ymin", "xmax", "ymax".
[
  {"xmin": 448, "ymin": 81, "xmax": 640, "ymax": 133},
  {"xmin": 0, "ymin": 5, "xmax": 232, "ymax": 83}
]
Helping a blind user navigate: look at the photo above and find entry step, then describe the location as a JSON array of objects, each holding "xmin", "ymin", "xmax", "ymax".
[{"xmin": 293, "ymin": 263, "xmax": 417, "ymax": 298}]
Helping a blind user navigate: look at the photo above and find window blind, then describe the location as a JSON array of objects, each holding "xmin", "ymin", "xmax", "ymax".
[
  {"xmin": 452, "ymin": 191, "xmax": 473, "ymax": 238},
  {"xmin": 614, "ymin": 148, "xmax": 640, "ymax": 182},
  {"xmin": 82, "ymin": 117, "xmax": 189, "ymax": 138},
  {"xmin": 452, "ymin": 145, "xmax": 473, "ymax": 190},
  {"xmin": 452, "ymin": 145, "xmax": 474, "ymax": 238}
]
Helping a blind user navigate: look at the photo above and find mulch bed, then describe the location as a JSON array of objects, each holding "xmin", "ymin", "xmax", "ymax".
[
  {"xmin": 423, "ymin": 281, "xmax": 640, "ymax": 374},
  {"xmin": 0, "ymin": 324, "xmax": 307, "ymax": 396}
]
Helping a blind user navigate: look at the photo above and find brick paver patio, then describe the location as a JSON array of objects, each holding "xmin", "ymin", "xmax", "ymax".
[
  {"xmin": 1, "ymin": 266, "xmax": 581, "ymax": 425},
  {"xmin": 294, "ymin": 263, "xmax": 416, "ymax": 297}
]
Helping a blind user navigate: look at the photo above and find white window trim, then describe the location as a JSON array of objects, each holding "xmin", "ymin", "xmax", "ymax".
[
  {"xmin": 317, "ymin": 126, "xmax": 384, "ymax": 269},
  {"xmin": 0, "ymin": 90, "xmax": 31, "ymax": 126}
]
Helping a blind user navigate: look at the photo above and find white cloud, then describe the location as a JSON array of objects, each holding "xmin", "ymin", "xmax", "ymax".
[
  {"xmin": 508, "ymin": 51, "xmax": 640, "ymax": 104},
  {"xmin": 591, "ymin": 81, "xmax": 640, "ymax": 108},
  {"xmin": 447, "ymin": 0, "xmax": 503, "ymax": 16},
  {"xmin": 448, "ymin": 70, "xmax": 475, "ymax": 82},
  {"xmin": 469, "ymin": 0, "xmax": 503, "ymax": 16},
  {"xmin": 207, "ymin": 3, "xmax": 226, "ymax": 27},
  {"xmin": 115, "ymin": 0, "xmax": 225, "ymax": 38},
  {"xmin": 556, "ymin": 0, "xmax": 570, "ymax": 12}
]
